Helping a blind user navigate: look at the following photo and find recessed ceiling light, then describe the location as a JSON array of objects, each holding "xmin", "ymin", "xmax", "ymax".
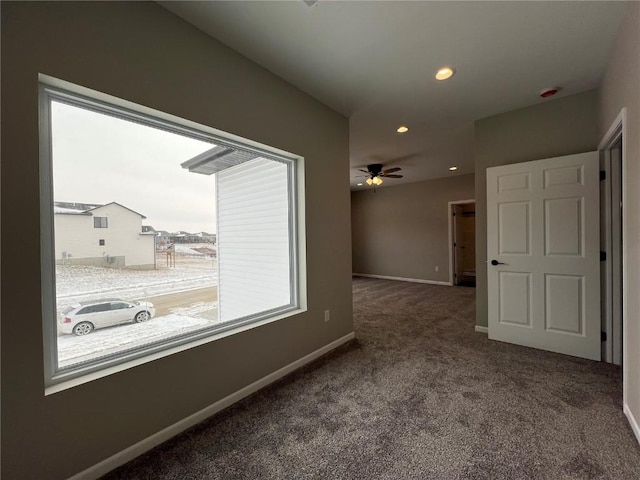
[
  {"xmin": 357, "ymin": 183, "xmax": 363, "ymax": 186},
  {"xmin": 449, "ymin": 166, "xmax": 458, "ymax": 171},
  {"xmin": 436, "ymin": 67, "xmax": 455, "ymax": 81},
  {"xmin": 396, "ymin": 126, "xmax": 409, "ymax": 133}
]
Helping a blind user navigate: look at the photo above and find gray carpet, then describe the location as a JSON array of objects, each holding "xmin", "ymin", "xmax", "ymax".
[{"xmin": 103, "ymin": 277, "xmax": 640, "ymax": 479}]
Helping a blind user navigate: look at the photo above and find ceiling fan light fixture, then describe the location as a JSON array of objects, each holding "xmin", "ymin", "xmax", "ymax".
[
  {"xmin": 396, "ymin": 125, "xmax": 409, "ymax": 133},
  {"xmin": 360, "ymin": 163, "xmax": 401, "ymax": 187},
  {"xmin": 435, "ymin": 67, "xmax": 455, "ymax": 81}
]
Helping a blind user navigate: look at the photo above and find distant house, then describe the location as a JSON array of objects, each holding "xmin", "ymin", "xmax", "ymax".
[
  {"xmin": 196, "ymin": 231, "xmax": 217, "ymax": 244},
  {"xmin": 54, "ymin": 202, "xmax": 155, "ymax": 269},
  {"xmin": 155, "ymin": 230, "xmax": 172, "ymax": 248},
  {"xmin": 169, "ymin": 231, "xmax": 205, "ymax": 244},
  {"xmin": 170, "ymin": 231, "xmax": 190, "ymax": 243}
]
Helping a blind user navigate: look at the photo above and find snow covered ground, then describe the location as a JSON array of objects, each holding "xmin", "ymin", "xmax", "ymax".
[
  {"xmin": 56, "ymin": 256, "xmax": 220, "ymax": 368},
  {"xmin": 56, "ymin": 257, "xmax": 216, "ymax": 307},
  {"xmin": 58, "ymin": 302, "xmax": 220, "ymax": 368},
  {"xmin": 172, "ymin": 244, "xmax": 206, "ymax": 256}
]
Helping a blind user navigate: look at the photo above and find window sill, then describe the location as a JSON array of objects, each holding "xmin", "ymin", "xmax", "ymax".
[{"xmin": 45, "ymin": 306, "xmax": 307, "ymax": 395}]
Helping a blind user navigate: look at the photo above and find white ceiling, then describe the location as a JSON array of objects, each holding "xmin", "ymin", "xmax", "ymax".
[{"xmin": 160, "ymin": 1, "xmax": 628, "ymax": 190}]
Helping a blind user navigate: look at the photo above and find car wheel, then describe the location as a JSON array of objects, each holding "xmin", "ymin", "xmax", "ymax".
[
  {"xmin": 73, "ymin": 322, "xmax": 94, "ymax": 336},
  {"xmin": 134, "ymin": 311, "xmax": 150, "ymax": 323}
]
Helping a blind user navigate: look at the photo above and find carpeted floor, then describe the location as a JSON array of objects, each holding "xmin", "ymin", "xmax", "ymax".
[{"xmin": 103, "ymin": 277, "xmax": 640, "ymax": 479}]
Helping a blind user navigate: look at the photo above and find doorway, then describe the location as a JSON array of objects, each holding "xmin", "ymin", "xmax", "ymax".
[
  {"xmin": 449, "ymin": 200, "xmax": 476, "ymax": 287},
  {"xmin": 600, "ymin": 113, "xmax": 625, "ymax": 367}
]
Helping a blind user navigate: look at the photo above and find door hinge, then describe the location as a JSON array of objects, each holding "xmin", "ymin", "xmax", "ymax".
[
  {"xmin": 600, "ymin": 170, "xmax": 607, "ymax": 181},
  {"xmin": 453, "ymin": 242, "xmax": 457, "ymax": 247},
  {"xmin": 452, "ymin": 212, "xmax": 456, "ymax": 216},
  {"xmin": 600, "ymin": 251, "xmax": 606, "ymax": 261},
  {"xmin": 601, "ymin": 331, "xmax": 607, "ymax": 342}
]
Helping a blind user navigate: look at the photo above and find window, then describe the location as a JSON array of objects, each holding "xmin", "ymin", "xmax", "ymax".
[
  {"xmin": 110, "ymin": 302, "xmax": 131, "ymax": 311},
  {"xmin": 40, "ymin": 78, "xmax": 304, "ymax": 389},
  {"xmin": 78, "ymin": 303, "xmax": 109, "ymax": 315}
]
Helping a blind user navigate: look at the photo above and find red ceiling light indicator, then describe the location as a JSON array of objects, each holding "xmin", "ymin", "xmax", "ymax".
[{"xmin": 540, "ymin": 87, "xmax": 560, "ymax": 98}]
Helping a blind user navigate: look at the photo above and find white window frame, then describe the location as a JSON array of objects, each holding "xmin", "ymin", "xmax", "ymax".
[{"xmin": 39, "ymin": 75, "xmax": 306, "ymax": 393}]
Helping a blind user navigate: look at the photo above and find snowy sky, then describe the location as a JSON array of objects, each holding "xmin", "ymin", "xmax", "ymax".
[{"xmin": 51, "ymin": 100, "xmax": 217, "ymax": 233}]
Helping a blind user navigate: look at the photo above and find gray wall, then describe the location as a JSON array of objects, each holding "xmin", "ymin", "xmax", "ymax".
[
  {"xmin": 351, "ymin": 174, "xmax": 474, "ymax": 283},
  {"xmin": 1, "ymin": 3, "xmax": 352, "ymax": 479},
  {"xmin": 474, "ymin": 90, "xmax": 599, "ymax": 327},
  {"xmin": 599, "ymin": 1, "xmax": 640, "ymax": 442}
]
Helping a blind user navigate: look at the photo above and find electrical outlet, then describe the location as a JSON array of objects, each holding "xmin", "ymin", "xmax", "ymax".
[
  {"xmin": 324, "ymin": 309, "xmax": 330, "ymax": 322},
  {"xmin": 435, "ymin": 266, "xmax": 439, "ymax": 272}
]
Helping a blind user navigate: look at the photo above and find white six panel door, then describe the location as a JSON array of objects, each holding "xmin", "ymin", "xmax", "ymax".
[{"xmin": 487, "ymin": 152, "xmax": 600, "ymax": 360}]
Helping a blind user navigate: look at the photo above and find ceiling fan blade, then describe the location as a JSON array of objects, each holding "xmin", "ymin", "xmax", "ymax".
[
  {"xmin": 358, "ymin": 169, "xmax": 370, "ymax": 173},
  {"xmin": 382, "ymin": 167, "xmax": 402, "ymax": 174},
  {"xmin": 383, "ymin": 174, "xmax": 403, "ymax": 178}
]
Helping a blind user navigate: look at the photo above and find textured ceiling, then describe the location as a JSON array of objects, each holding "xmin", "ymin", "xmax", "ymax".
[{"xmin": 160, "ymin": 1, "xmax": 628, "ymax": 190}]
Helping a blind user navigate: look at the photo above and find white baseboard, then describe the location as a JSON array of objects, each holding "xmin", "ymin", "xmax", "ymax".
[
  {"xmin": 624, "ymin": 403, "xmax": 640, "ymax": 446},
  {"xmin": 474, "ymin": 325, "xmax": 488, "ymax": 334},
  {"xmin": 353, "ymin": 273, "xmax": 451, "ymax": 286},
  {"xmin": 69, "ymin": 332, "xmax": 356, "ymax": 480}
]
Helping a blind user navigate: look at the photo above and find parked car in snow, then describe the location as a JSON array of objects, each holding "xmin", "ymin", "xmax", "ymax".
[{"xmin": 58, "ymin": 299, "xmax": 156, "ymax": 336}]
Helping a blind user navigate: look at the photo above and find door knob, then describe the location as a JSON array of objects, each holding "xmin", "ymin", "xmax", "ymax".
[{"xmin": 490, "ymin": 259, "xmax": 506, "ymax": 266}]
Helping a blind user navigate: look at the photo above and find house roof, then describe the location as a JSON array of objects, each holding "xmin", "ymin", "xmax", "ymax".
[
  {"xmin": 54, "ymin": 201, "xmax": 147, "ymax": 219},
  {"xmin": 53, "ymin": 207, "xmax": 92, "ymax": 216},
  {"xmin": 87, "ymin": 202, "xmax": 147, "ymax": 219},
  {"xmin": 181, "ymin": 145, "xmax": 259, "ymax": 176},
  {"xmin": 54, "ymin": 202, "xmax": 100, "ymax": 215}
]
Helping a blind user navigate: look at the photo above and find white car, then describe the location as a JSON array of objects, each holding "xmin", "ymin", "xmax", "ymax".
[{"xmin": 59, "ymin": 298, "xmax": 156, "ymax": 336}]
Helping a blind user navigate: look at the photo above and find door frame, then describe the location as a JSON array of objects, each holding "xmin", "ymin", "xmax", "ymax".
[
  {"xmin": 600, "ymin": 125, "xmax": 623, "ymax": 365},
  {"xmin": 598, "ymin": 108, "xmax": 627, "ymax": 401},
  {"xmin": 448, "ymin": 199, "xmax": 475, "ymax": 286}
]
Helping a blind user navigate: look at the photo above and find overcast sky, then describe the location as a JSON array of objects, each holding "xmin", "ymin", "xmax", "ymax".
[{"xmin": 51, "ymin": 100, "xmax": 217, "ymax": 233}]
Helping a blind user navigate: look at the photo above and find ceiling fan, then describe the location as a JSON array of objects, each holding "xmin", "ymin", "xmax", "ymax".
[{"xmin": 357, "ymin": 163, "xmax": 403, "ymax": 186}]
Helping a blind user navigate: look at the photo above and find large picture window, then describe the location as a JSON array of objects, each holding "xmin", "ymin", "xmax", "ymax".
[{"xmin": 40, "ymin": 79, "xmax": 303, "ymax": 388}]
